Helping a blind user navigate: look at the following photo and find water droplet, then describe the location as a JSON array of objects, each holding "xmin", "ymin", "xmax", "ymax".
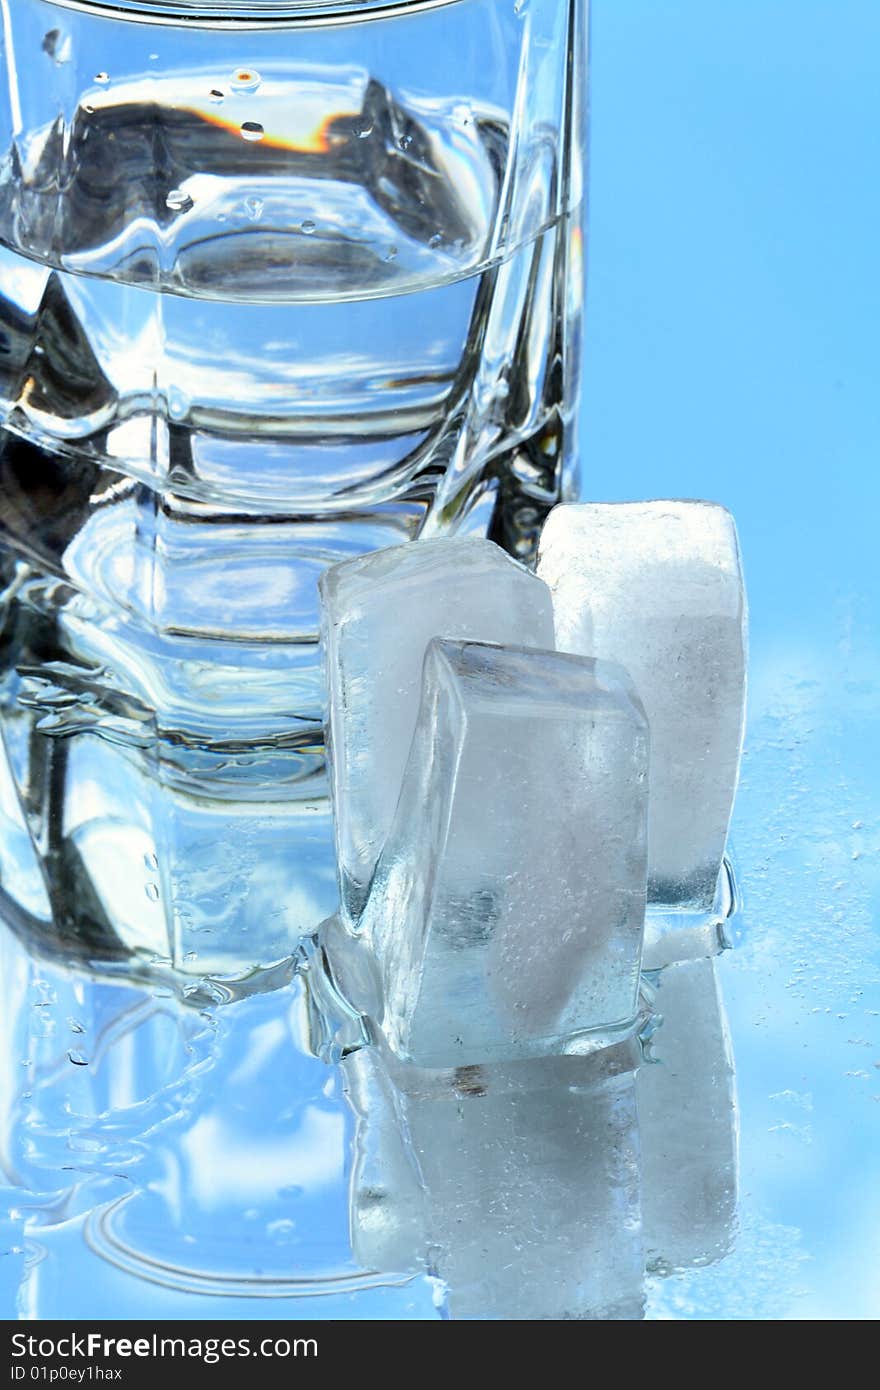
[
  {"xmin": 145, "ymin": 882, "xmax": 160, "ymax": 902},
  {"xmin": 398, "ymin": 133, "xmax": 412, "ymax": 150},
  {"xmin": 144, "ymin": 850, "xmax": 159, "ymax": 871},
  {"xmin": 67, "ymin": 1050, "xmax": 88, "ymax": 1067},
  {"xmin": 267, "ymin": 1218, "xmax": 296, "ymax": 1241},
  {"xmin": 42, "ymin": 30, "xmax": 71, "ymax": 65},
  {"xmin": 68, "ymin": 1019, "xmax": 85, "ymax": 1034},
  {"xmin": 184, "ymin": 950, "xmax": 198, "ymax": 962},
  {"xmin": 453, "ymin": 103, "xmax": 473, "ymax": 126},
  {"xmin": 83, "ymin": 103, "xmax": 94, "ymax": 115},
  {"xmin": 231, "ymin": 67, "xmax": 261, "ymax": 93},
  {"xmin": 240, "ymin": 121, "xmax": 264, "ymax": 142},
  {"xmin": 94, "ymin": 72, "xmax": 110, "ymax": 85},
  {"xmin": 385, "ymin": 245, "xmax": 398, "ymax": 262},
  {"xmin": 208, "ymin": 88, "xmax": 224, "ymax": 104},
  {"xmin": 354, "ymin": 119, "xmax": 373, "ymax": 140},
  {"xmin": 514, "ymin": 0, "xmax": 527, "ymax": 14},
  {"xmin": 244, "ymin": 195, "xmax": 264, "ymax": 221},
  {"xmin": 148, "ymin": 53, "xmax": 159, "ymax": 62},
  {"xmin": 429, "ymin": 233, "xmax": 443, "ymax": 249},
  {"xmin": 168, "ymin": 386, "xmax": 188, "ymax": 419},
  {"xmin": 165, "ymin": 188, "xmax": 192, "ymax": 213},
  {"xmin": 301, "ymin": 220, "xmax": 316, "ymax": 235}
]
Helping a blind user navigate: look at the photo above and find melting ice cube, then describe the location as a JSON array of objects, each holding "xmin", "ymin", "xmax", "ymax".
[
  {"xmin": 359, "ymin": 638, "xmax": 649, "ymax": 1068},
  {"xmin": 319, "ymin": 537, "xmax": 554, "ymax": 916},
  {"xmin": 538, "ymin": 500, "xmax": 747, "ymax": 910}
]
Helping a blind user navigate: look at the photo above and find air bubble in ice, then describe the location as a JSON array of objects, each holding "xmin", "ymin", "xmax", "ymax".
[
  {"xmin": 245, "ymin": 196, "xmax": 264, "ymax": 221},
  {"xmin": 231, "ymin": 67, "xmax": 261, "ymax": 92},
  {"xmin": 240, "ymin": 121, "xmax": 264, "ymax": 142}
]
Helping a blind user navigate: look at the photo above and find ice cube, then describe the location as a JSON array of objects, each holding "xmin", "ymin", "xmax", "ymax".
[
  {"xmin": 360, "ymin": 638, "xmax": 649, "ymax": 1068},
  {"xmin": 538, "ymin": 500, "xmax": 747, "ymax": 909},
  {"xmin": 638, "ymin": 957, "xmax": 737, "ymax": 1272},
  {"xmin": 344, "ymin": 1042, "xmax": 644, "ymax": 1320},
  {"xmin": 319, "ymin": 537, "xmax": 554, "ymax": 914}
]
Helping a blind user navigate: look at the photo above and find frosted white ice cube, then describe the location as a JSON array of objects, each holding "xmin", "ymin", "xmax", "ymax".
[
  {"xmin": 319, "ymin": 537, "xmax": 555, "ymax": 915},
  {"xmin": 638, "ymin": 957, "xmax": 737, "ymax": 1271},
  {"xmin": 361, "ymin": 638, "xmax": 649, "ymax": 1068},
  {"xmin": 345, "ymin": 1044, "xmax": 644, "ymax": 1320},
  {"xmin": 538, "ymin": 500, "xmax": 747, "ymax": 908}
]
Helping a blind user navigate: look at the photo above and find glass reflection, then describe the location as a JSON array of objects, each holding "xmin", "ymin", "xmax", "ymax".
[{"xmin": 0, "ymin": 920, "xmax": 738, "ymax": 1319}]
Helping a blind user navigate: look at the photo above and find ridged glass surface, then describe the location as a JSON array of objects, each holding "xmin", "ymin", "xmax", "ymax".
[{"xmin": 0, "ymin": 0, "xmax": 584, "ymax": 974}]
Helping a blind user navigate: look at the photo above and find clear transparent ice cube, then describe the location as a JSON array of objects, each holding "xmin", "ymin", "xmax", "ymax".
[
  {"xmin": 360, "ymin": 638, "xmax": 649, "ymax": 1068},
  {"xmin": 319, "ymin": 537, "xmax": 555, "ymax": 915},
  {"xmin": 538, "ymin": 500, "xmax": 747, "ymax": 911}
]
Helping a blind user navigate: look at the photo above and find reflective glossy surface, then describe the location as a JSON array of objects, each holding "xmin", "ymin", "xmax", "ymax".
[{"xmin": 1, "ymin": 0, "xmax": 879, "ymax": 1320}]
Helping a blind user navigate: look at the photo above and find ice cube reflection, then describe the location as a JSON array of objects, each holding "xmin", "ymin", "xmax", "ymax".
[{"xmin": 0, "ymin": 920, "xmax": 737, "ymax": 1319}]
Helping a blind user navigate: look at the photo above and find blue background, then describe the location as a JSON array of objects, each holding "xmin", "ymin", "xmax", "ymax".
[{"xmin": 588, "ymin": 0, "xmax": 880, "ymax": 1317}]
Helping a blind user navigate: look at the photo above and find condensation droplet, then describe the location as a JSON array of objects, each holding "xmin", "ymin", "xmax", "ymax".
[
  {"xmin": 231, "ymin": 67, "xmax": 261, "ymax": 93},
  {"xmin": 67, "ymin": 1050, "xmax": 88, "ymax": 1067},
  {"xmin": 145, "ymin": 882, "xmax": 160, "ymax": 902},
  {"xmin": 83, "ymin": 103, "xmax": 95, "ymax": 115},
  {"xmin": 429, "ymin": 233, "xmax": 443, "ymax": 249},
  {"xmin": 245, "ymin": 195, "xmax": 264, "ymax": 221},
  {"xmin": 267, "ymin": 1218, "xmax": 296, "ymax": 1240},
  {"xmin": 68, "ymin": 1019, "xmax": 85, "ymax": 1034},
  {"xmin": 354, "ymin": 119, "xmax": 374, "ymax": 140},
  {"xmin": 42, "ymin": 30, "xmax": 72, "ymax": 65},
  {"xmin": 398, "ymin": 133, "xmax": 412, "ymax": 150},
  {"xmin": 208, "ymin": 88, "xmax": 224, "ymax": 104},
  {"xmin": 144, "ymin": 850, "xmax": 159, "ymax": 871},
  {"xmin": 385, "ymin": 245, "xmax": 398, "ymax": 262},
  {"xmin": 165, "ymin": 188, "xmax": 192, "ymax": 213},
  {"xmin": 301, "ymin": 220, "xmax": 316, "ymax": 235},
  {"xmin": 168, "ymin": 386, "xmax": 188, "ymax": 419},
  {"xmin": 240, "ymin": 121, "xmax": 264, "ymax": 142},
  {"xmin": 514, "ymin": 0, "xmax": 527, "ymax": 14},
  {"xmin": 148, "ymin": 53, "xmax": 159, "ymax": 62},
  {"xmin": 94, "ymin": 71, "xmax": 110, "ymax": 85}
]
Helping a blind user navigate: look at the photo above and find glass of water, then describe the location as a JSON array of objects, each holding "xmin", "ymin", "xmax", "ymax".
[{"xmin": 0, "ymin": 0, "xmax": 586, "ymax": 983}]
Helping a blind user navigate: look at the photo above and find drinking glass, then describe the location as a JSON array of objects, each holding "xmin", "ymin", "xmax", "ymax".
[{"xmin": 0, "ymin": 0, "xmax": 587, "ymax": 983}]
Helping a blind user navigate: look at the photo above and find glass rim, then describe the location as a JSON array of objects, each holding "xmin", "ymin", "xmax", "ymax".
[{"xmin": 45, "ymin": 0, "xmax": 459, "ymax": 24}]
